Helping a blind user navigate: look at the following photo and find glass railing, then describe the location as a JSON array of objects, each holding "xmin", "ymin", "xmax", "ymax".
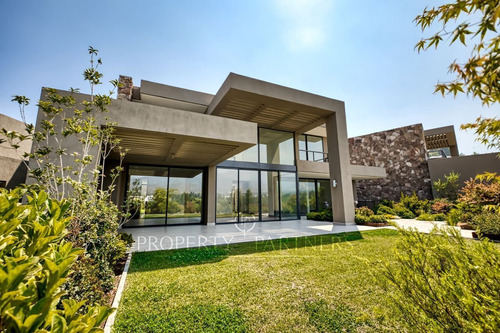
[{"xmin": 299, "ymin": 149, "xmax": 328, "ymax": 162}]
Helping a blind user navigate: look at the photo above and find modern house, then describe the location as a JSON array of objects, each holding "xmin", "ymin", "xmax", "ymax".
[{"xmin": 29, "ymin": 73, "xmax": 386, "ymax": 227}]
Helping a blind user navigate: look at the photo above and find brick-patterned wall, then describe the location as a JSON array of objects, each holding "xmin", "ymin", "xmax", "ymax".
[{"xmin": 348, "ymin": 124, "xmax": 432, "ymax": 202}]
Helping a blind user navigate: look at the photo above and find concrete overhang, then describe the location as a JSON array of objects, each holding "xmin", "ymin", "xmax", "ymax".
[
  {"xmin": 105, "ymin": 98, "xmax": 257, "ymax": 167},
  {"xmin": 138, "ymin": 80, "xmax": 214, "ymax": 114},
  {"xmin": 206, "ymin": 73, "xmax": 345, "ymax": 134},
  {"xmin": 297, "ymin": 160, "xmax": 386, "ymax": 180},
  {"xmin": 350, "ymin": 164, "xmax": 387, "ymax": 180}
]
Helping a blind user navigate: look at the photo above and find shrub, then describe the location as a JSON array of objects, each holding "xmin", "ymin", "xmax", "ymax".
[
  {"xmin": 416, "ymin": 213, "xmax": 447, "ymax": 221},
  {"xmin": 458, "ymin": 178, "xmax": 500, "ymax": 212},
  {"xmin": 306, "ymin": 210, "xmax": 333, "ymax": 222},
  {"xmin": 355, "ymin": 206, "xmax": 374, "ymax": 216},
  {"xmin": 370, "ymin": 215, "xmax": 389, "ymax": 224},
  {"xmin": 0, "ymin": 188, "xmax": 113, "ymax": 331},
  {"xmin": 446, "ymin": 208, "xmax": 474, "ymax": 226},
  {"xmin": 355, "ymin": 214, "xmax": 388, "ymax": 225},
  {"xmin": 398, "ymin": 192, "xmax": 430, "ymax": 216},
  {"xmin": 381, "ymin": 226, "xmax": 500, "ymax": 332},
  {"xmin": 431, "ymin": 198, "xmax": 454, "ymax": 214},
  {"xmin": 470, "ymin": 212, "xmax": 500, "ymax": 236},
  {"xmin": 354, "ymin": 214, "xmax": 369, "ymax": 225},
  {"xmin": 393, "ymin": 205, "xmax": 415, "ymax": 219},
  {"xmin": 433, "ymin": 171, "xmax": 460, "ymax": 201},
  {"xmin": 376, "ymin": 205, "xmax": 395, "ymax": 215}
]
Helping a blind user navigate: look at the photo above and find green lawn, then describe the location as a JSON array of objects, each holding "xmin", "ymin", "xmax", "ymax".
[{"xmin": 113, "ymin": 229, "xmax": 404, "ymax": 332}]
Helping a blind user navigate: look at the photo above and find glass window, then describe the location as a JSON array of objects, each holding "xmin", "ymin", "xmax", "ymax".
[
  {"xmin": 167, "ymin": 168, "xmax": 203, "ymax": 224},
  {"xmin": 317, "ymin": 179, "xmax": 332, "ymax": 211},
  {"xmin": 216, "ymin": 168, "xmax": 238, "ymax": 223},
  {"xmin": 239, "ymin": 170, "xmax": 259, "ymax": 221},
  {"xmin": 299, "ymin": 179, "xmax": 316, "ymax": 215},
  {"xmin": 280, "ymin": 172, "xmax": 298, "ymax": 219},
  {"xmin": 126, "ymin": 166, "xmax": 169, "ymax": 227},
  {"xmin": 227, "ymin": 145, "xmax": 259, "ymax": 163},
  {"xmin": 261, "ymin": 171, "xmax": 280, "ymax": 221},
  {"xmin": 259, "ymin": 128, "xmax": 295, "ymax": 165}
]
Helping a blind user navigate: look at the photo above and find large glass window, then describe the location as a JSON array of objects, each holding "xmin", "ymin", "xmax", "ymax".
[
  {"xmin": 259, "ymin": 128, "xmax": 295, "ymax": 165},
  {"xmin": 261, "ymin": 171, "xmax": 280, "ymax": 221},
  {"xmin": 239, "ymin": 170, "xmax": 259, "ymax": 221},
  {"xmin": 216, "ymin": 168, "xmax": 238, "ymax": 223},
  {"xmin": 299, "ymin": 179, "xmax": 316, "ymax": 215},
  {"xmin": 280, "ymin": 172, "xmax": 298, "ymax": 219},
  {"xmin": 317, "ymin": 179, "xmax": 332, "ymax": 211},
  {"xmin": 125, "ymin": 165, "xmax": 203, "ymax": 227},
  {"xmin": 299, "ymin": 178, "xmax": 333, "ymax": 214},
  {"xmin": 227, "ymin": 145, "xmax": 259, "ymax": 163},
  {"xmin": 299, "ymin": 134, "xmax": 325, "ymax": 162},
  {"xmin": 167, "ymin": 168, "xmax": 203, "ymax": 224}
]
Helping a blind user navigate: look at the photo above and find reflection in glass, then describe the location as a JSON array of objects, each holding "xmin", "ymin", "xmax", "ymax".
[
  {"xmin": 126, "ymin": 165, "xmax": 169, "ymax": 227},
  {"xmin": 167, "ymin": 168, "xmax": 203, "ymax": 224},
  {"xmin": 280, "ymin": 172, "xmax": 298, "ymax": 219},
  {"xmin": 260, "ymin": 171, "xmax": 279, "ymax": 221},
  {"xmin": 259, "ymin": 128, "xmax": 295, "ymax": 165},
  {"xmin": 238, "ymin": 170, "xmax": 259, "ymax": 221},
  {"xmin": 227, "ymin": 145, "xmax": 259, "ymax": 163},
  {"xmin": 317, "ymin": 179, "xmax": 332, "ymax": 211},
  {"xmin": 299, "ymin": 179, "xmax": 316, "ymax": 215},
  {"xmin": 307, "ymin": 136, "xmax": 323, "ymax": 154},
  {"xmin": 216, "ymin": 168, "xmax": 238, "ymax": 223}
]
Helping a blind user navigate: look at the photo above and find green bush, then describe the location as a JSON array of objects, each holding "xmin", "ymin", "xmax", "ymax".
[
  {"xmin": 307, "ymin": 209, "xmax": 333, "ymax": 222},
  {"xmin": 354, "ymin": 214, "xmax": 369, "ymax": 225},
  {"xmin": 416, "ymin": 213, "xmax": 447, "ymax": 222},
  {"xmin": 376, "ymin": 205, "xmax": 395, "ymax": 215},
  {"xmin": 398, "ymin": 192, "xmax": 430, "ymax": 216},
  {"xmin": 355, "ymin": 214, "xmax": 388, "ymax": 225},
  {"xmin": 355, "ymin": 206, "xmax": 374, "ymax": 216},
  {"xmin": 393, "ymin": 205, "xmax": 416, "ymax": 219},
  {"xmin": 470, "ymin": 212, "xmax": 500, "ymax": 236},
  {"xmin": 433, "ymin": 171, "xmax": 460, "ymax": 201},
  {"xmin": 381, "ymin": 226, "xmax": 500, "ymax": 332},
  {"xmin": 370, "ymin": 215, "xmax": 389, "ymax": 224},
  {"xmin": 0, "ymin": 188, "xmax": 113, "ymax": 331}
]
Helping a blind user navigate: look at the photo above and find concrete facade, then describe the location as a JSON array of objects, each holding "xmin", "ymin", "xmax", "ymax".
[
  {"xmin": 0, "ymin": 114, "xmax": 31, "ymax": 189},
  {"xmin": 428, "ymin": 152, "xmax": 500, "ymax": 196}
]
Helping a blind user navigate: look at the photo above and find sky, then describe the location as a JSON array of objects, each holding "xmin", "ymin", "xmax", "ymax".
[{"xmin": 0, "ymin": 0, "xmax": 498, "ymax": 155}]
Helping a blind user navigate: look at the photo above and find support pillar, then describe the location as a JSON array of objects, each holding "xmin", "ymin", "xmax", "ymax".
[
  {"xmin": 206, "ymin": 165, "xmax": 216, "ymax": 224},
  {"xmin": 325, "ymin": 108, "xmax": 355, "ymax": 224}
]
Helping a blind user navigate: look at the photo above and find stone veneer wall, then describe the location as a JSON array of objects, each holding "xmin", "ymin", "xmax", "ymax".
[{"xmin": 348, "ymin": 123, "xmax": 432, "ymax": 202}]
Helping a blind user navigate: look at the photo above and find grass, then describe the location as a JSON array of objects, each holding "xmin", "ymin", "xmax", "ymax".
[{"xmin": 113, "ymin": 229, "xmax": 404, "ymax": 332}]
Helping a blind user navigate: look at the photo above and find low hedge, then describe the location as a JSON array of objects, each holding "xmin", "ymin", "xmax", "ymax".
[{"xmin": 355, "ymin": 214, "xmax": 388, "ymax": 225}]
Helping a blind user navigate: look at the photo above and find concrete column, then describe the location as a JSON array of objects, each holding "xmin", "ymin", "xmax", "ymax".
[
  {"xmin": 206, "ymin": 166, "xmax": 216, "ymax": 224},
  {"xmin": 325, "ymin": 109, "xmax": 355, "ymax": 224}
]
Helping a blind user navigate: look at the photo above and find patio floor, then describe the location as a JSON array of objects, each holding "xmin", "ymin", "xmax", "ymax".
[{"xmin": 120, "ymin": 218, "xmax": 475, "ymax": 252}]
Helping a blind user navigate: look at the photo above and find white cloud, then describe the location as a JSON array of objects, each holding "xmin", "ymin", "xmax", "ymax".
[{"xmin": 274, "ymin": 0, "xmax": 333, "ymax": 51}]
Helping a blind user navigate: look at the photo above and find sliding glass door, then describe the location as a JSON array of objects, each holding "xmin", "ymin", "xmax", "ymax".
[
  {"xmin": 216, "ymin": 168, "xmax": 298, "ymax": 223},
  {"xmin": 125, "ymin": 165, "xmax": 204, "ymax": 227}
]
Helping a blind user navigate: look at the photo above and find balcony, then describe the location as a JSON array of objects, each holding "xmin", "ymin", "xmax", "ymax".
[{"xmin": 299, "ymin": 149, "xmax": 328, "ymax": 162}]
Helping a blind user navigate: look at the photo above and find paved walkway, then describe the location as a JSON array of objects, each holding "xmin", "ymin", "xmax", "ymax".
[{"xmin": 121, "ymin": 218, "xmax": 474, "ymax": 252}]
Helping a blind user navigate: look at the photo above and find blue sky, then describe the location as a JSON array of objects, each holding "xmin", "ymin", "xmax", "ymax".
[{"xmin": 0, "ymin": 0, "xmax": 498, "ymax": 154}]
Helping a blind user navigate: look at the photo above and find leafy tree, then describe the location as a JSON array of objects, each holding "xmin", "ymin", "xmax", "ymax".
[{"xmin": 415, "ymin": 1, "xmax": 500, "ymax": 154}]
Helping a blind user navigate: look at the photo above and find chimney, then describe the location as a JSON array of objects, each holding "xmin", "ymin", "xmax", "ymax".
[{"xmin": 117, "ymin": 75, "xmax": 133, "ymax": 101}]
